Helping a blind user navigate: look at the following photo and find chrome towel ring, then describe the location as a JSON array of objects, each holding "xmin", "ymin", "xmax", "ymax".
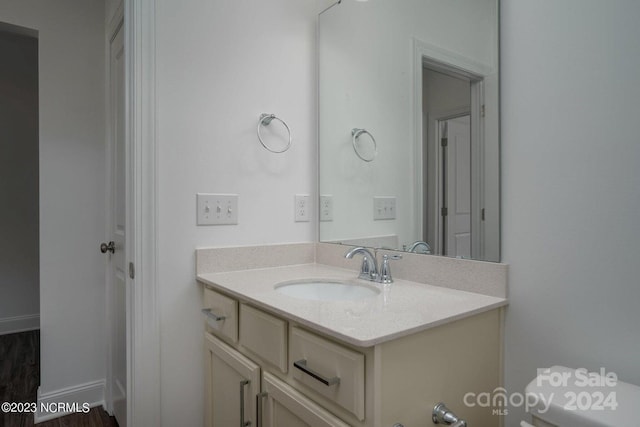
[
  {"xmin": 257, "ymin": 113, "xmax": 292, "ymax": 153},
  {"xmin": 351, "ymin": 128, "xmax": 377, "ymax": 162}
]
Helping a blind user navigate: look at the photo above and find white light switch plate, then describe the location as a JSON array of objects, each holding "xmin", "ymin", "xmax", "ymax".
[
  {"xmin": 197, "ymin": 193, "xmax": 238, "ymax": 225},
  {"xmin": 295, "ymin": 194, "xmax": 310, "ymax": 222},
  {"xmin": 373, "ymin": 196, "xmax": 396, "ymax": 220},
  {"xmin": 320, "ymin": 195, "xmax": 333, "ymax": 221}
]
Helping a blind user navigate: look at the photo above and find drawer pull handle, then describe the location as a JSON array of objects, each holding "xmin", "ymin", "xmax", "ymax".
[
  {"xmin": 293, "ymin": 359, "xmax": 340, "ymax": 386},
  {"xmin": 240, "ymin": 380, "xmax": 251, "ymax": 427},
  {"xmin": 201, "ymin": 308, "xmax": 226, "ymax": 322}
]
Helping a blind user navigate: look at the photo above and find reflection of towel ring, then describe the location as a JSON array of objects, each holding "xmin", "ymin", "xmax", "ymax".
[
  {"xmin": 351, "ymin": 128, "xmax": 377, "ymax": 162},
  {"xmin": 257, "ymin": 113, "xmax": 292, "ymax": 153}
]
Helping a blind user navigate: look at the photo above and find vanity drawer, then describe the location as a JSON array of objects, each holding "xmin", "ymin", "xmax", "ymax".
[
  {"xmin": 263, "ymin": 372, "xmax": 350, "ymax": 427},
  {"xmin": 239, "ymin": 304, "xmax": 288, "ymax": 373},
  {"xmin": 290, "ymin": 327, "xmax": 365, "ymax": 421},
  {"xmin": 203, "ymin": 287, "xmax": 238, "ymax": 343}
]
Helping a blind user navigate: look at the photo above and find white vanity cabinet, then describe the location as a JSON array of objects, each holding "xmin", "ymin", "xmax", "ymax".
[
  {"xmin": 204, "ymin": 287, "xmax": 351, "ymax": 427},
  {"xmin": 204, "ymin": 333, "xmax": 260, "ymax": 427},
  {"xmin": 202, "ymin": 286, "xmax": 502, "ymax": 427},
  {"xmin": 205, "ymin": 332, "xmax": 348, "ymax": 427}
]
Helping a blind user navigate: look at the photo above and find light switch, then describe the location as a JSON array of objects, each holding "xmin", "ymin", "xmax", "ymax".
[
  {"xmin": 197, "ymin": 193, "xmax": 238, "ymax": 225},
  {"xmin": 373, "ymin": 196, "xmax": 396, "ymax": 220}
]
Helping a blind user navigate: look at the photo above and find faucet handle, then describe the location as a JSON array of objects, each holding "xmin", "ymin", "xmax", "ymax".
[{"xmin": 380, "ymin": 254, "xmax": 402, "ymax": 284}]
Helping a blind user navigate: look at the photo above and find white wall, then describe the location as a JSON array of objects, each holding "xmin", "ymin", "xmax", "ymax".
[
  {"xmin": 318, "ymin": 0, "xmax": 498, "ymax": 251},
  {"xmin": 155, "ymin": 1, "xmax": 317, "ymax": 425},
  {"xmin": 0, "ymin": 0, "xmax": 107, "ymax": 397},
  {"xmin": 0, "ymin": 29, "xmax": 39, "ymax": 334},
  {"xmin": 501, "ymin": 1, "xmax": 640, "ymax": 425}
]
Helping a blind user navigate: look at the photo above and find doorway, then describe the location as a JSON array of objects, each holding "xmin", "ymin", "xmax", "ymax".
[
  {"xmin": 0, "ymin": 15, "xmax": 119, "ymax": 426},
  {"xmin": 0, "ymin": 24, "xmax": 39, "ymax": 336},
  {"xmin": 422, "ymin": 63, "xmax": 484, "ymax": 259},
  {"xmin": 1, "ymin": 3, "xmax": 159, "ymax": 424}
]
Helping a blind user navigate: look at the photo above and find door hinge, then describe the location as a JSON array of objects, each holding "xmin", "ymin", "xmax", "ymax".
[
  {"xmin": 441, "ymin": 207, "xmax": 448, "ymax": 217},
  {"xmin": 441, "ymin": 137, "xmax": 448, "ymax": 147},
  {"xmin": 481, "ymin": 208, "xmax": 485, "ymax": 221},
  {"xmin": 129, "ymin": 262, "xmax": 135, "ymax": 279},
  {"xmin": 481, "ymin": 104, "xmax": 486, "ymax": 117}
]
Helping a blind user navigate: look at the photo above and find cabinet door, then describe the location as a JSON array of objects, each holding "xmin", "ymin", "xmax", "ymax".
[
  {"xmin": 262, "ymin": 372, "xmax": 350, "ymax": 427},
  {"xmin": 205, "ymin": 333, "xmax": 260, "ymax": 427}
]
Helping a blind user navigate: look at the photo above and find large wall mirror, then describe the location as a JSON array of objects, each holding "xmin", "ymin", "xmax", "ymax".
[{"xmin": 318, "ymin": 0, "xmax": 500, "ymax": 262}]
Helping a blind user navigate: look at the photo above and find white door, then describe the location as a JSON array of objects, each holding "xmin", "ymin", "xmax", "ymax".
[
  {"xmin": 444, "ymin": 115, "xmax": 471, "ymax": 258},
  {"xmin": 205, "ymin": 333, "xmax": 261, "ymax": 427},
  {"xmin": 105, "ymin": 20, "xmax": 127, "ymax": 427}
]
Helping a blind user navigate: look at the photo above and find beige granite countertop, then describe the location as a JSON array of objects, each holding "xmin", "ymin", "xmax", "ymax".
[{"xmin": 197, "ymin": 263, "xmax": 507, "ymax": 347}]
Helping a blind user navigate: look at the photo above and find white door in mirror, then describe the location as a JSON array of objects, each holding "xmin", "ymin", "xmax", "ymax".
[{"xmin": 445, "ymin": 116, "xmax": 471, "ymax": 258}]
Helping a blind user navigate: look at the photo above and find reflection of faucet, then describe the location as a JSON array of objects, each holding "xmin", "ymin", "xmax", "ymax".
[
  {"xmin": 344, "ymin": 247, "xmax": 378, "ymax": 281},
  {"xmin": 407, "ymin": 240, "xmax": 432, "ymax": 254}
]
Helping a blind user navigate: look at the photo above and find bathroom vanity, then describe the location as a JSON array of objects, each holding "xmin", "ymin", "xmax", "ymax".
[
  {"xmin": 196, "ymin": 0, "xmax": 505, "ymax": 424},
  {"xmin": 196, "ymin": 244, "xmax": 507, "ymax": 427}
]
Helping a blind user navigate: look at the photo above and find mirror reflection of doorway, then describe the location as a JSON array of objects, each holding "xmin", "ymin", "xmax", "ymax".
[
  {"xmin": 439, "ymin": 115, "xmax": 471, "ymax": 258},
  {"xmin": 423, "ymin": 63, "xmax": 483, "ymax": 259}
]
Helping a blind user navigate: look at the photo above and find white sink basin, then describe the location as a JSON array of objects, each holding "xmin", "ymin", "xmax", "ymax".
[{"xmin": 274, "ymin": 279, "xmax": 380, "ymax": 301}]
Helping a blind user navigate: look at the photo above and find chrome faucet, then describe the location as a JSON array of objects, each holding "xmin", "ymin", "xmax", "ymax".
[
  {"xmin": 432, "ymin": 402, "xmax": 467, "ymax": 427},
  {"xmin": 344, "ymin": 247, "xmax": 402, "ymax": 283},
  {"xmin": 407, "ymin": 240, "xmax": 432, "ymax": 254},
  {"xmin": 344, "ymin": 247, "xmax": 378, "ymax": 281}
]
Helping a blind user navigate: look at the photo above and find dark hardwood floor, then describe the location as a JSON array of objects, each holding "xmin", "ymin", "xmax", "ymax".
[{"xmin": 0, "ymin": 331, "xmax": 118, "ymax": 427}]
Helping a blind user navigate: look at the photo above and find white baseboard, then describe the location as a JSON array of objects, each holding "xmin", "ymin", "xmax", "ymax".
[
  {"xmin": 0, "ymin": 314, "xmax": 39, "ymax": 335},
  {"xmin": 35, "ymin": 380, "xmax": 105, "ymax": 424}
]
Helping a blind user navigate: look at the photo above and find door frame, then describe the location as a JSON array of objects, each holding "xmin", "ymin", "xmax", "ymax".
[
  {"xmin": 126, "ymin": 1, "xmax": 159, "ymax": 425},
  {"xmin": 106, "ymin": 1, "xmax": 159, "ymax": 425},
  {"xmin": 413, "ymin": 38, "xmax": 488, "ymax": 259}
]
